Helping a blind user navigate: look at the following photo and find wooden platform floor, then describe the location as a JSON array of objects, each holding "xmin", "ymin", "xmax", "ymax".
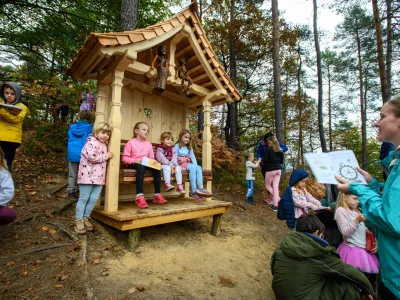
[{"xmin": 92, "ymin": 197, "xmax": 232, "ymax": 231}]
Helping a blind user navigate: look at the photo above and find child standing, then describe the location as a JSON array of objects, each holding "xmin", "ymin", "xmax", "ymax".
[
  {"xmin": 245, "ymin": 153, "xmax": 261, "ymax": 205},
  {"xmin": 122, "ymin": 122, "xmax": 167, "ymax": 209},
  {"xmin": 263, "ymin": 135, "xmax": 284, "ymax": 211},
  {"xmin": 277, "ymin": 169, "xmax": 321, "ymax": 230},
  {"xmin": 0, "ymin": 82, "xmax": 29, "ymax": 173},
  {"xmin": 74, "ymin": 122, "xmax": 113, "ymax": 234},
  {"xmin": 67, "ymin": 110, "xmax": 93, "ymax": 198},
  {"xmin": 155, "ymin": 132, "xmax": 185, "ymax": 194},
  {"xmin": 335, "ymin": 192, "xmax": 379, "ymax": 285},
  {"xmin": 173, "ymin": 130, "xmax": 212, "ymax": 201},
  {"xmin": 0, "ymin": 147, "xmax": 16, "ymax": 225}
]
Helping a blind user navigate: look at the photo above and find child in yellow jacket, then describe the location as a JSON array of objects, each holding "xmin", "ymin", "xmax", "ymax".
[{"xmin": 0, "ymin": 82, "xmax": 29, "ymax": 172}]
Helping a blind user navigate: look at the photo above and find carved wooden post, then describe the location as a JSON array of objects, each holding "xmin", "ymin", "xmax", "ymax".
[
  {"xmin": 184, "ymin": 107, "xmax": 191, "ymax": 198},
  {"xmin": 104, "ymin": 70, "xmax": 124, "ymax": 212},
  {"xmin": 95, "ymin": 83, "xmax": 108, "ymax": 126},
  {"xmin": 202, "ymin": 98, "xmax": 212, "ymax": 199}
]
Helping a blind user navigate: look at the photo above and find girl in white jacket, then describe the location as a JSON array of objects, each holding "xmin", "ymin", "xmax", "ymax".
[{"xmin": 0, "ymin": 147, "xmax": 16, "ymax": 225}]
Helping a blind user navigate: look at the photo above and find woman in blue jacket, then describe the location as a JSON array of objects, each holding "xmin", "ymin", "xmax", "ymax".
[{"xmin": 337, "ymin": 96, "xmax": 400, "ymax": 299}]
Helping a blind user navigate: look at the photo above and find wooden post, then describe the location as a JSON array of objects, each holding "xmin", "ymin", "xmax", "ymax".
[
  {"xmin": 128, "ymin": 229, "xmax": 141, "ymax": 250},
  {"xmin": 184, "ymin": 107, "xmax": 191, "ymax": 198},
  {"xmin": 104, "ymin": 70, "xmax": 124, "ymax": 212},
  {"xmin": 202, "ymin": 98, "xmax": 212, "ymax": 199},
  {"xmin": 211, "ymin": 214, "xmax": 223, "ymax": 236},
  {"xmin": 95, "ymin": 83, "xmax": 108, "ymax": 125}
]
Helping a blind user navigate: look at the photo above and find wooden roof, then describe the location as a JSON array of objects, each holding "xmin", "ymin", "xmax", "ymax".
[{"xmin": 66, "ymin": 1, "xmax": 242, "ymax": 102}]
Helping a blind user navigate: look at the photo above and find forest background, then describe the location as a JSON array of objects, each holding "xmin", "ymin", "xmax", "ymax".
[{"xmin": 1, "ymin": 0, "xmax": 399, "ymax": 182}]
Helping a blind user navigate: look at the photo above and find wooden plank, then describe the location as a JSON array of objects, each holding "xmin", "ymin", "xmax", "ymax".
[
  {"xmin": 176, "ymin": 45, "xmax": 192, "ymax": 58},
  {"xmin": 128, "ymin": 229, "xmax": 141, "ymax": 250},
  {"xmin": 211, "ymin": 214, "xmax": 223, "ymax": 236},
  {"xmin": 188, "ymin": 64, "xmax": 203, "ymax": 75}
]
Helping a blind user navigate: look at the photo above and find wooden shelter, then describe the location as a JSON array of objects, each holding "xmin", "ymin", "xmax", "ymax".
[{"xmin": 66, "ymin": 1, "xmax": 241, "ymax": 249}]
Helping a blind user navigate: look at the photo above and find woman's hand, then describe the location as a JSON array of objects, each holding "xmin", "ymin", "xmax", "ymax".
[
  {"xmin": 356, "ymin": 167, "xmax": 373, "ymax": 184},
  {"xmin": 336, "ymin": 176, "xmax": 350, "ymax": 193}
]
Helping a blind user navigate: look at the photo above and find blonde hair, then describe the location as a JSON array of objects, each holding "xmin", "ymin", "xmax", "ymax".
[
  {"xmin": 177, "ymin": 129, "xmax": 192, "ymax": 150},
  {"xmin": 160, "ymin": 132, "xmax": 173, "ymax": 142},
  {"xmin": 386, "ymin": 96, "xmax": 400, "ymax": 118},
  {"xmin": 92, "ymin": 122, "xmax": 112, "ymax": 139},
  {"xmin": 133, "ymin": 122, "xmax": 149, "ymax": 138},
  {"xmin": 269, "ymin": 135, "xmax": 280, "ymax": 152},
  {"xmin": 0, "ymin": 147, "xmax": 8, "ymax": 171},
  {"xmin": 245, "ymin": 152, "xmax": 254, "ymax": 160},
  {"xmin": 335, "ymin": 192, "xmax": 361, "ymax": 214}
]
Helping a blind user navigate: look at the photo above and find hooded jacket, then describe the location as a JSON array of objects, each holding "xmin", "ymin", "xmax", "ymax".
[
  {"xmin": 277, "ymin": 169, "xmax": 308, "ymax": 228},
  {"xmin": 349, "ymin": 148, "xmax": 400, "ymax": 297},
  {"xmin": 77, "ymin": 136, "xmax": 108, "ymax": 185},
  {"xmin": 0, "ymin": 82, "xmax": 29, "ymax": 144},
  {"xmin": 67, "ymin": 121, "xmax": 93, "ymax": 162},
  {"xmin": 0, "ymin": 168, "xmax": 14, "ymax": 206},
  {"xmin": 271, "ymin": 232, "xmax": 374, "ymax": 300}
]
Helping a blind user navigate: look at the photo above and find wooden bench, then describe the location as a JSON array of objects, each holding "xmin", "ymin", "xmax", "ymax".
[{"xmin": 119, "ymin": 140, "xmax": 212, "ymax": 185}]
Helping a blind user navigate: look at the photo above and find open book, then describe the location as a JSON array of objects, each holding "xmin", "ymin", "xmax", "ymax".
[
  {"xmin": 0, "ymin": 103, "xmax": 22, "ymax": 115},
  {"xmin": 141, "ymin": 157, "xmax": 161, "ymax": 170},
  {"xmin": 305, "ymin": 150, "xmax": 367, "ymax": 185}
]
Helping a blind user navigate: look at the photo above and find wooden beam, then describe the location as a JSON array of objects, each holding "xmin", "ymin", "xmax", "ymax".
[
  {"xmin": 126, "ymin": 61, "xmax": 151, "ymax": 75},
  {"xmin": 187, "ymin": 55, "xmax": 198, "ymax": 64},
  {"xmin": 74, "ymin": 43, "xmax": 102, "ymax": 80},
  {"xmin": 185, "ymin": 96, "xmax": 203, "ymax": 108},
  {"xmin": 202, "ymin": 81, "xmax": 214, "ymax": 88},
  {"xmin": 188, "ymin": 64, "xmax": 203, "ymax": 75},
  {"xmin": 85, "ymin": 54, "xmax": 105, "ymax": 75},
  {"xmin": 192, "ymin": 73, "xmax": 208, "ymax": 83},
  {"xmin": 168, "ymin": 25, "xmax": 190, "ymax": 78},
  {"xmin": 94, "ymin": 57, "xmax": 110, "ymax": 73},
  {"xmin": 176, "ymin": 45, "xmax": 192, "ymax": 58},
  {"xmin": 168, "ymin": 77, "xmax": 210, "ymax": 96}
]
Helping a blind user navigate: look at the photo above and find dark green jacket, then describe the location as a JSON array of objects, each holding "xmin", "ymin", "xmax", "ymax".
[{"xmin": 271, "ymin": 232, "xmax": 374, "ymax": 300}]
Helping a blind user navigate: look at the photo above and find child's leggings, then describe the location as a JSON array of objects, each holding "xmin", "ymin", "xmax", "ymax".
[
  {"xmin": 265, "ymin": 169, "xmax": 281, "ymax": 206},
  {"xmin": 76, "ymin": 184, "xmax": 102, "ymax": 220},
  {"xmin": 161, "ymin": 165, "xmax": 182, "ymax": 184},
  {"xmin": 128, "ymin": 163, "xmax": 161, "ymax": 194},
  {"xmin": 185, "ymin": 163, "xmax": 203, "ymax": 191},
  {"xmin": 246, "ymin": 180, "xmax": 254, "ymax": 198}
]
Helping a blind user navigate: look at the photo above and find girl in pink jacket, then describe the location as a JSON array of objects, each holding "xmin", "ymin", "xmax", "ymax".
[
  {"xmin": 74, "ymin": 122, "xmax": 113, "ymax": 235},
  {"xmin": 292, "ymin": 176, "xmax": 322, "ymax": 219}
]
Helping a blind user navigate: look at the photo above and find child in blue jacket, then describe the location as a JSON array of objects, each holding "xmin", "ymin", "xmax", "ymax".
[{"xmin": 67, "ymin": 110, "xmax": 93, "ymax": 198}]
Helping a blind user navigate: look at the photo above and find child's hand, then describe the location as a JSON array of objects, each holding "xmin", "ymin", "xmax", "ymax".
[
  {"xmin": 134, "ymin": 158, "xmax": 142, "ymax": 164},
  {"xmin": 171, "ymin": 166, "xmax": 175, "ymax": 174},
  {"xmin": 370, "ymin": 239, "xmax": 378, "ymax": 253},
  {"xmin": 258, "ymin": 158, "xmax": 262, "ymax": 162},
  {"xmin": 107, "ymin": 152, "xmax": 114, "ymax": 159},
  {"xmin": 310, "ymin": 204, "xmax": 318, "ymax": 210},
  {"xmin": 355, "ymin": 214, "xmax": 367, "ymax": 224}
]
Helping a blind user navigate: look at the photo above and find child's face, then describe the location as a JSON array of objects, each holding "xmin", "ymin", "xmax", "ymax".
[
  {"xmin": 297, "ymin": 178, "xmax": 308, "ymax": 189},
  {"xmin": 135, "ymin": 124, "xmax": 149, "ymax": 140},
  {"xmin": 375, "ymin": 103, "xmax": 400, "ymax": 145},
  {"xmin": 3, "ymin": 87, "xmax": 16, "ymax": 104},
  {"xmin": 181, "ymin": 133, "xmax": 191, "ymax": 145},
  {"xmin": 248, "ymin": 154, "xmax": 254, "ymax": 161},
  {"xmin": 162, "ymin": 137, "xmax": 174, "ymax": 147},
  {"xmin": 346, "ymin": 195, "xmax": 359, "ymax": 210},
  {"xmin": 97, "ymin": 130, "xmax": 110, "ymax": 144}
]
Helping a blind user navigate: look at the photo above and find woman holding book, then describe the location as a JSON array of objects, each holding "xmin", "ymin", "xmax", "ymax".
[{"xmin": 0, "ymin": 82, "xmax": 29, "ymax": 172}]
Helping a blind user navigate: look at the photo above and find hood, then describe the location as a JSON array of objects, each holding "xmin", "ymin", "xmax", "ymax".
[
  {"xmin": 289, "ymin": 169, "xmax": 308, "ymax": 186},
  {"xmin": 279, "ymin": 232, "xmax": 332, "ymax": 259},
  {"xmin": 155, "ymin": 143, "xmax": 172, "ymax": 151},
  {"xmin": 1, "ymin": 82, "xmax": 22, "ymax": 104},
  {"xmin": 70, "ymin": 121, "xmax": 93, "ymax": 137}
]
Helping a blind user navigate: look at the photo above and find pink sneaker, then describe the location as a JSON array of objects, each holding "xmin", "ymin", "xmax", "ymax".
[
  {"xmin": 153, "ymin": 194, "xmax": 168, "ymax": 204},
  {"xmin": 195, "ymin": 188, "xmax": 212, "ymax": 198},
  {"xmin": 165, "ymin": 183, "xmax": 175, "ymax": 192},
  {"xmin": 176, "ymin": 184, "xmax": 186, "ymax": 194},
  {"xmin": 190, "ymin": 191, "xmax": 203, "ymax": 202},
  {"xmin": 135, "ymin": 195, "xmax": 148, "ymax": 209}
]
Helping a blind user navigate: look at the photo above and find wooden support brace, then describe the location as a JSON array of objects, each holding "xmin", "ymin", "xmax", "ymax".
[
  {"xmin": 128, "ymin": 228, "xmax": 141, "ymax": 251},
  {"xmin": 211, "ymin": 214, "xmax": 223, "ymax": 236}
]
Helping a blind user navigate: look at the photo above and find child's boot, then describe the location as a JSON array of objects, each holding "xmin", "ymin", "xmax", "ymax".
[
  {"xmin": 83, "ymin": 218, "xmax": 95, "ymax": 231},
  {"xmin": 176, "ymin": 184, "xmax": 186, "ymax": 194},
  {"xmin": 74, "ymin": 219, "xmax": 86, "ymax": 235},
  {"xmin": 153, "ymin": 194, "xmax": 168, "ymax": 204},
  {"xmin": 136, "ymin": 194, "xmax": 149, "ymax": 209},
  {"xmin": 165, "ymin": 183, "xmax": 175, "ymax": 192}
]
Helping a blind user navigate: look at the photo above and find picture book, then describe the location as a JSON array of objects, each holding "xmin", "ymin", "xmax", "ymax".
[
  {"xmin": 305, "ymin": 150, "xmax": 367, "ymax": 185},
  {"xmin": 0, "ymin": 103, "xmax": 22, "ymax": 115},
  {"xmin": 141, "ymin": 157, "xmax": 161, "ymax": 170}
]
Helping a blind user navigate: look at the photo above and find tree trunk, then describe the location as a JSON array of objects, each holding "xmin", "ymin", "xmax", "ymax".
[
  {"xmin": 120, "ymin": 0, "xmax": 138, "ymax": 31},
  {"xmin": 385, "ymin": 0, "xmax": 392, "ymax": 100},
  {"xmin": 297, "ymin": 52, "xmax": 304, "ymax": 167},
  {"xmin": 356, "ymin": 26, "xmax": 367, "ymax": 169},
  {"xmin": 313, "ymin": 0, "xmax": 327, "ymax": 152},
  {"xmin": 372, "ymin": 0, "xmax": 389, "ymax": 103},
  {"xmin": 327, "ymin": 66, "xmax": 332, "ymax": 151},
  {"xmin": 271, "ymin": 0, "xmax": 283, "ymax": 142},
  {"xmin": 225, "ymin": 0, "xmax": 238, "ymax": 149}
]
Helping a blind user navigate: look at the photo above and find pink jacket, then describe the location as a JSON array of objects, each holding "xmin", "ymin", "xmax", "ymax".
[
  {"xmin": 77, "ymin": 136, "xmax": 108, "ymax": 185},
  {"xmin": 292, "ymin": 187, "xmax": 321, "ymax": 219},
  {"xmin": 122, "ymin": 138, "xmax": 154, "ymax": 165}
]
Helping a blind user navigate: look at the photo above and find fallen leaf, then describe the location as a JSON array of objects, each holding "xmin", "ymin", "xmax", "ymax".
[
  {"xmin": 56, "ymin": 275, "xmax": 68, "ymax": 281},
  {"xmin": 14, "ymin": 234, "xmax": 20, "ymax": 239},
  {"xmin": 35, "ymin": 197, "xmax": 45, "ymax": 201},
  {"xmin": 7, "ymin": 205, "xmax": 14, "ymax": 209},
  {"xmin": 48, "ymin": 229, "xmax": 57, "ymax": 235},
  {"xmin": 22, "ymin": 271, "xmax": 28, "ymax": 275},
  {"xmin": 41, "ymin": 226, "xmax": 49, "ymax": 232},
  {"xmin": 54, "ymin": 284, "xmax": 62, "ymax": 288},
  {"xmin": 28, "ymin": 191, "xmax": 37, "ymax": 196},
  {"xmin": 88, "ymin": 258, "xmax": 100, "ymax": 265},
  {"xmin": 136, "ymin": 286, "xmax": 148, "ymax": 292},
  {"xmin": 6, "ymin": 261, "xmax": 15, "ymax": 267},
  {"xmin": 128, "ymin": 287, "xmax": 136, "ymax": 294}
]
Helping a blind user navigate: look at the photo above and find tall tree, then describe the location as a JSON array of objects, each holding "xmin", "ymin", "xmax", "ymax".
[
  {"xmin": 120, "ymin": 0, "xmax": 139, "ymax": 31},
  {"xmin": 271, "ymin": 0, "xmax": 283, "ymax": 141},
  {"xmin": 385, "ymin": 0, "xmax": 392, "ymax": 99},
  {"xmin": 312, "ymin": 0, "xmax": 327, "ymax": 152}
]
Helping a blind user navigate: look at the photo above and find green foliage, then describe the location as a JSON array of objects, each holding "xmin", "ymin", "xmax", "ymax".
[{"xmin": 24, "ymin": 123, "xmax": 69, "ymax": 155}]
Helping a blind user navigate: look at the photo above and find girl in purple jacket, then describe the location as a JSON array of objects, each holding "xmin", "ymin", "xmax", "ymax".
[{"xmin": 74, "ymin": 122, "xmax": 114, "ymax": 235}]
